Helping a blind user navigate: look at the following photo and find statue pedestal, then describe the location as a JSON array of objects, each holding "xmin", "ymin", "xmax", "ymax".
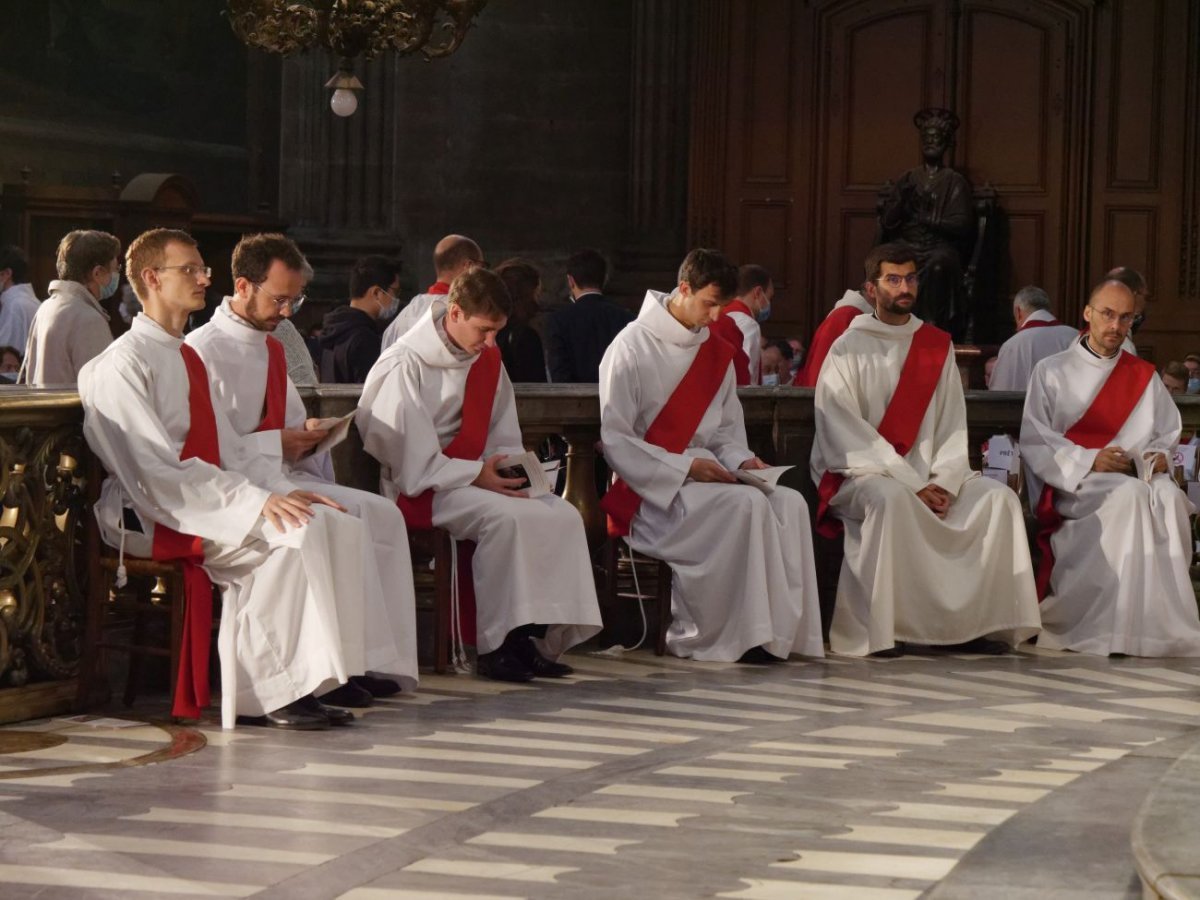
[{"xmin": 955, "ymin": 344, "xmax": 999, "ymax": 390}]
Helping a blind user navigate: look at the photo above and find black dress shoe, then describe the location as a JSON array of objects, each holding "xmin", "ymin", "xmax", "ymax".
[
  {"xmin": 352, "ymin": 674, "xmax": 402, "ymax": 697},
  {"xmin": 236, "ymin": 700, "xmax": 329, "ymax": 731},
  {"xmin": 476, "ymin": 648, "xmax": 535, "ymax": 682},
  {"xmin": 507, "ymin": 634, "xmax": 574, "ymax": 678},
  {"xmin": 869, "ymin": 643, "xmax": 906, "ymax": 659},
  {"xmin": 320, "ymin": 681, "xmax": 374, "ymax": 708},
  {"xmin": 942, "ymin": 638, "xmax": 1009, "ymax": 655},
  {"xmin": 295, "ymin": 693, "xmax": 355, "ymax": 726},
  {"xmin": 737, "ymin": 646, "xmax": 784, "ymax": 665}
]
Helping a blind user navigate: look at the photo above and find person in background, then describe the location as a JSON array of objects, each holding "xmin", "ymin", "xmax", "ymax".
[
  {"xmin": 760, "ymin": 339, "xmax": 793, "ymax": 386},
  {"xmin": 0, "ymin": 345, "xmax": 21, "ymax": 382},
  {"xmin": 0, "ymin": 245, "xmax": 40, "ymax": 352},
  {"xmin": 544, "ymin": 249, "xmax": 633, "ymax": 383},
  {"xmin": 318, "ymin": 255, "xmax": 403, "ymax": 383},
  {"xmin": 1184, "ymin": 354, "xmax": 1200, "ymax": 394},
  {"xmin": 1161, "ymin": 361, "xmax": 1188, "ymax": 397},
  {"xmin": 495, "ymin": 258, "xmax": 548, "ymax": 383}
]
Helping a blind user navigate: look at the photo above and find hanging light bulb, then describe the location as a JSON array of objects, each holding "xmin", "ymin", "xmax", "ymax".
[
  {"xmin": 330, "ymin": 88, "xmax": 358, "ymax": 117},
  {"xmin": 324, "ymin": 67, "xmax": 364, "ymax": 118}
]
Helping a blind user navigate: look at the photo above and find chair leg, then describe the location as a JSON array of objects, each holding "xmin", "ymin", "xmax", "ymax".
[
  {"xmin": 77, "ymin": 471, "xmax": 108, "ymax": 712},
  {"xmin": 123, "ymin": 586, "xmax": 149, "ymax": 708},
  {"xmin": 167, "ymin": 568, "xmax": 187, "ymax": 704},
  {"xmin": 655, "ymin": 559, "xmax": 672, "ymax": 657},
  {"xmin": 433, "ymin": 529, "xmax": 451, "ymax": 674}
]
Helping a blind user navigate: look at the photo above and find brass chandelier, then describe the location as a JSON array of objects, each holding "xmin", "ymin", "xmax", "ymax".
[{"xmin": 226, "ymin": 0, "xmax": 490, "ymax": 116}]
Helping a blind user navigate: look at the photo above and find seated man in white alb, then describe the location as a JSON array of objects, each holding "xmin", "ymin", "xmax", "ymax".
[
  {"xmin": 358, "ymin": 268, "xmax": 602, "ymax": 682},
  {"xmin": 1021, "ymin": 278, "xmax": 1200, "ymax": 656},
  {"xmin": 987, "ymin": 285, "xmax": 1079, "ymax": 391},
  {"xmin": 381, "ymin": 233, "xmax": 483, "ymax": 350},
  {"xmin": 80, "ymin": 228, "xmax": 373, "ymax": 730},
  {"xmin": 812, "ymin": 242, "xmax": 1041, "ymax": 657},
  {"xmin": 600, "ymin": 249, "xmax": 823, "ymax": 663},
  {"xmin": 185, "ymin": 232, "xmax": 418, "ymax": 707}
]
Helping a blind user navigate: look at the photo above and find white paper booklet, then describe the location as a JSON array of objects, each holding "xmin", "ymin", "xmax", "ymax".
[
  {"xmin": 497, "ymin": 451, "xmax": 561, "ymax": 498},
  {"xmin": 310, "ymin": 412, "xmax": 356, "ymax": 456},
  {"xmin": 733, "ymin": 465, "xmax": 795, "ymax": 494},
  {"xmin": 1132, "ymin": 450, "xmax": 1161, "ymax": 483}
]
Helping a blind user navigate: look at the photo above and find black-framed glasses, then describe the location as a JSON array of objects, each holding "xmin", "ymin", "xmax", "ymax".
[
  {"xmin": 253, "ymin": 283, "xmax": 306, "ymax": 312},
  {"xmin": 156, "ymin": 264, "xmax": 212, "ymax": 279}
]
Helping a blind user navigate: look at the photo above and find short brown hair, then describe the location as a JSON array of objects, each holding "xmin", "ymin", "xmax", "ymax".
[
  {"xmin": 449, "ymin": 268, "xmax": 513, "ymax": 319},
  {"xmin": 57, "ymin": 230, "xmax": 121, "ymax": 282},
  {"xmin": 125, "ymin": 228, "xmax": 197, "ymax": 302},
  {"xmin": 231, "ymin": 233, "xmax": 307, "ymax": 284},
  {"xmin": 1163, "ymin": 361, "xmax": 1189, "ymax": 382},
  {"xmin": 737, "ymin": 264, "xmax": 772, "ymax": 296},
  {"xmin": 677, "ymin": 248, "xmax": 737, "ymax": 299},
  {"xmin": 864, "ymin": 242, "xmax": 918, "ymax": 282}
]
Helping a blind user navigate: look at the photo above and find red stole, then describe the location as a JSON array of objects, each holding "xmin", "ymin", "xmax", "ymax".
[
  {"xmin": 710, "ymin": 301, "xmax": 752, "ymax": 385},
  {"xmin": 256, "ymin": 335, "xmax": 287, "ymax": 432},
  {"xmin": 815, "ymin": 322, "xmax": 952, "ymax": 538},
  {"xmin": 601, "ymin": 335, "xmax": 737, "ymax": 537},
  {"xmin": 394, "ymin": 345, "xmax": 502, "ymax": 644},
  {"xmin": 427, "ymin": 281, "xmax": 451, "ymax": 295},
  {"xmin": 795, "ymin": 305, "xmax": 866, "ymax": 387},
  {"xmin": 1033, "ymin": 350, "xmax": 1156, "ymax": 599},
  {"xmin": 1020, "ymin": 318, "xmax": 1061, "ymax": 330},
  {"xmin": 152, "ymin": 345, "xmax": 220, "ymax": 720}
]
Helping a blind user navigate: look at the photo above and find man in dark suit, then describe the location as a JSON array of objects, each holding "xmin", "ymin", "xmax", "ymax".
[{"xmin": 545, "ymin": 249, "xmax": 633, "ymax": 383}]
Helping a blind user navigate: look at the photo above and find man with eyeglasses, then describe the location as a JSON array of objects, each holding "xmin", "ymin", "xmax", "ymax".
[
  {"xmin": 1020, "ymin": 278, "xmax": 1200, "ymax": 656},
  {"xmin": 317, "ymin": 255, "xmax": 403, "ymax": 383},
  {"xmin": 187, "ymin": 233, "xmax": 418, "ymax": 707},
  {"xmin": 80, "ymin": 227, "xmax": 379, "ymax": 730},
  {"xmin": 812, "ymin": 242, "xmax": 1040, "ymax": 657}
]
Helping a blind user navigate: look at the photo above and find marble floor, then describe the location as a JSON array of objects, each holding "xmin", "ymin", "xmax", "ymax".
[{"xmin": 0, "ymin": 646, "xmax": 1197, "ymax": 899}]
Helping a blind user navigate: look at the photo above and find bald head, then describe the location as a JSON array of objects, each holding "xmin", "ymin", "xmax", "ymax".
[
  {"xmin": 1083, "ymin": 279, "xmax": 1137, "ymax": 356},
  {"xmin": 433, "ymin": 234, "xmax": 483, "ymax": 282}
]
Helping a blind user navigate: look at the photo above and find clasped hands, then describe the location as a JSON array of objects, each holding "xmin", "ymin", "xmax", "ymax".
[
  {"xmin": 261, "ymin": 490, "xmax": 346, "ymax": 531},
  {"xmin": 1091, "ymin": 446, "xmax": 1167, "ymax": 476},
  {"xmin": 915, "ymin": 483, "xmax": 951, "ymax": 519}
]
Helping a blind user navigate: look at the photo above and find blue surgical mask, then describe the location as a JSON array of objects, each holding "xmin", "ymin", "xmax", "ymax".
[
  {"xmin": 1188, "ymin": 378, "xmax": 1200, "ymax": 395},
  {"xmin": 99, "ymin": 269, "xmax": 120, "ymax": 300},
  {"xmin": 755, "ymin": 304, "xmax": 771, "ymax": 323},
  {"xmin": 761, "ymin": 373, "xmax": 780, "ymax": 387}
]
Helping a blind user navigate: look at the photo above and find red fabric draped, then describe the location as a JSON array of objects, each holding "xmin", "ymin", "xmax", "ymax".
[
  {"xmin": 815, "ymin": 323, "xmax": 952, "ymax": 538},
  {"xmin": 795, "ymin": 305, "xmax": 866, "ymax": 387},
  {"xmin": 710, "ymin": 301, "xmax": 753, "ymax": 386},
  {"xmin": 255, "ymin": 335, "xmax": 287, "ymax": 432},
  {"xmin": 394, "ymin": 345, "xmax": 502, "ymax": 644},
  {"xmin": 1033, "ymin": 350, "xmax": 1156, "ymax": 599},
  {"xmin": 601, "ymin": 335, "xmax": 737, "ymax": 537},
  {"xmin": 1020, "ymin": 318, "xmax": 1062, "ymax": 331},
  {"xmin": 152, "ymin": 344, "xmax": 220, "ymax": 720},
  {"xmin": 427, "ymin": 281, "xmax": 451, "ymax": 295}
]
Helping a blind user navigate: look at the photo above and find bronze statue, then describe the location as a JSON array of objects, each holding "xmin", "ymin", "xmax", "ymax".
[{"xmin": 878, "ymin": 107, "xmax": 975, "ymax": 337}]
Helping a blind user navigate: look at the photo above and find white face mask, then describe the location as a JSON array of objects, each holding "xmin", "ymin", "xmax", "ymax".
[
  {"xmin": 378, "ymin": 290, "xmax": 400, "ymax": 319},
  {"xmin": 761, "ymin": 373, "xmax": 780, "ymax": 387}
]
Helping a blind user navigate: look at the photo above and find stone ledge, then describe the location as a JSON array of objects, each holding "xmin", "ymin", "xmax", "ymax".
[{"xmin": 1133, "ymin": 737, "xmax": 1200, "ymax": 898}]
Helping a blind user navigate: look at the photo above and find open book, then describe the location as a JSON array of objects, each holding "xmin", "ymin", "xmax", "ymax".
[
  {"xmin": 309, "ymin": 412, "xmax": 356, "ymax": 456},
  {"xmin": 1132, "ymin": 450, "xmax": 1165, "ymax": 483},
  {"xmin": 733, "ymin": 464, "xmax": 795, "ymax": 495},
  {"xmin": 497, "ymin": 451, "xmax": 562, "ymax": 498}
]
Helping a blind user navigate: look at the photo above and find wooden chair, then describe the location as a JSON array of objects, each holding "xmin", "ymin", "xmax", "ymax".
[
  {"xmin": 602, "ymin": 538, "xmax": 672, "ymax": 656},
  {"xmin": 407, "ymin": 527, "xmax": 457, "ymax": 673}
]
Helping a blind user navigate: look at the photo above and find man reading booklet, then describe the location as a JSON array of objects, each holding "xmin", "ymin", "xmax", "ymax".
[
  {"xmin": 1020, "ymin": 278, "xmax": 1200, "ymax": 656},
  {"xmin": 185, "ymin": 233, "xmax": 418, "ymax": 707},
  {"xmin": 599, "ymin": 248, "xmax": 823, "ymax": 664},
  {"xmin": 811, "ymin": 242, "xmax": 1040, "ymax": 658},
  {"xmin": 357, "ymin": 268, "xmax": 602, "ymax": 682}
]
